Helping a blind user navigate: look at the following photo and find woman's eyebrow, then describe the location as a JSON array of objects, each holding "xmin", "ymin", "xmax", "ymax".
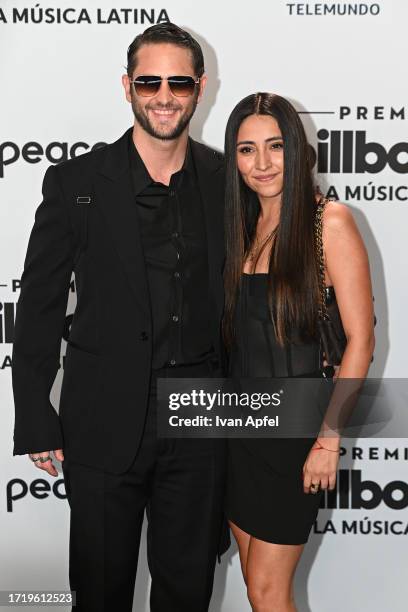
[{"xmin": 236, "ymin": 136, "xmax": 283, "ymax": 146}]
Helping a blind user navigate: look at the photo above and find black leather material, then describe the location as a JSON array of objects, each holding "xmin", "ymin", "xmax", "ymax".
[{"xmin": 318, "ymin": 286, "xmax": 348, "ymax": 367}]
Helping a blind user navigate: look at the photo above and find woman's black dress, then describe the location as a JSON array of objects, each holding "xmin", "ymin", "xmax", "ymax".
[{"xmin": 225, "ymin": 273, "xmax": 328, "ymax": 545}]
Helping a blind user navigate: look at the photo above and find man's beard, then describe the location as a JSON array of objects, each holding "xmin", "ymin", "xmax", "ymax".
[{"xmin": 131, "ymin": 93, "xmax": 199, "ymax": 140}]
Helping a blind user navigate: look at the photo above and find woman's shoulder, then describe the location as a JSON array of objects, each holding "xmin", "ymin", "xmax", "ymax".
[{"xmin": 321, "ymin": 199, "xmax": 355, "ymax": 233}]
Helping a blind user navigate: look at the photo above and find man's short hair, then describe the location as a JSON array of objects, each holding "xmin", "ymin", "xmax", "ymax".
[{"xmin": 127, "ymin": 23, "xmax": 205, "ymax": 78}]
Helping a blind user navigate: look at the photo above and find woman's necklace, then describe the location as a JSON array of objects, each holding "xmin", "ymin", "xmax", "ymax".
[{"xmin": 248, "ymin": 229, "xmax": 276, "ymax": 262}]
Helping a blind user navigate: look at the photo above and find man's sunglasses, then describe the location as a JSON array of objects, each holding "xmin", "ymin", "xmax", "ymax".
[{"xmin": 130, "ymin": 75, "xmax": 200, "ymax": 97}]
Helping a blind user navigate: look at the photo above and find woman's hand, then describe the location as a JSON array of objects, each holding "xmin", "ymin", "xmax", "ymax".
[{"xmin": 302, "ymin": 440, "xmax": 340, "ymax": 494}]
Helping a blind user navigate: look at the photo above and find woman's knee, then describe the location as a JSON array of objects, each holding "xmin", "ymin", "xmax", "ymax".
[{"xmin": 247, "ymin": 577, "xmax": 292, "ymax": 611}]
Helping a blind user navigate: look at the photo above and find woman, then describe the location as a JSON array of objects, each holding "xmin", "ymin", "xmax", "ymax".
[{"xmin": 223, "ymin": 93, "xmax": 375, "ymax": 611}]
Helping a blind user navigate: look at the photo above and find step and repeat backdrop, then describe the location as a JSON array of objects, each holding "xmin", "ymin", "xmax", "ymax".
[{"xmin": 1, "ymin": 1, "xmax": 407, "ymax": 610}]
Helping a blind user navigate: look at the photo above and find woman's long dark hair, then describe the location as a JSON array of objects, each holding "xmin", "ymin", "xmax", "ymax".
[{"xmin": 223, "ymin": 92, "xmax": 320, "ymax": 348}]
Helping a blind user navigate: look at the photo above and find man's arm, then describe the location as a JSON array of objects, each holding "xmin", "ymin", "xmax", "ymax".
[{"xmin": 12, "ymin": 164, "xmax": 75, "ymax": 455}]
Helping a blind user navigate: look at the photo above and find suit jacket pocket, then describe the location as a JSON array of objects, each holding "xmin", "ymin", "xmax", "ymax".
[{"xmin": 59, "ymin": 341, "xmax": 101, "ymax": 440}]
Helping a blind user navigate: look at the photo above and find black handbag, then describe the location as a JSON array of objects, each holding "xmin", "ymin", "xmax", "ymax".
[
  {"xmin": 314, "ymin": 196, "xmax": 347, "ymax": 367},
  {"xmin": 314, "ymin": 197, "xmax": 376, "ymax": 369}
]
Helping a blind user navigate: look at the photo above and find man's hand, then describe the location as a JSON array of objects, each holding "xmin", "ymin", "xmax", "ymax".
[{"xmin": 28, "ymin": 449, "xmax": 64, "ymax": 477}]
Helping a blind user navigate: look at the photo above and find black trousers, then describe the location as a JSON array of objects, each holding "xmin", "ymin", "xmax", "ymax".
[{"xmin": 62, "ymin": 361, "xmax": 227, "ymax": 612}]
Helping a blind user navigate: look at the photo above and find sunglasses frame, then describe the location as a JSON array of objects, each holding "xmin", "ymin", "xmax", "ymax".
[{"xmin": 130, "ymin": 75, "xmax": 201, "ymax": 97}]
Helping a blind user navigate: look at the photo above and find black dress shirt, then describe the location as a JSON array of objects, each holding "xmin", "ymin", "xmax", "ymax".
[{"xmin": 128, "ymin": 134, "xmax": 213, "ymax": 369}]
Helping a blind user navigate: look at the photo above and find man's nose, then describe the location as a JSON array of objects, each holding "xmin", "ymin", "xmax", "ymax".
[{"xmin": 154, "ymin": 78, "xmax": 175, "ymax": 105}]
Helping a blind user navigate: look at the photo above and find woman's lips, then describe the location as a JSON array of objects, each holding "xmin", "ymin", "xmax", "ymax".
[{"xmin": 253, "ymin": 174, "xmax": 278, "ymax": 182}]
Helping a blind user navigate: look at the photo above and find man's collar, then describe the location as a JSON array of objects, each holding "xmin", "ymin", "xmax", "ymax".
[
  {"xmin": 183, "ymin": 138, "xmax": 194, "ymax": 174},
  {"xmin": 127, "ymin": 130, "xmax": 194, "ymax": 192},
  {"xmin": 128, "ymin": 131, "xmax": 152, "ymax": 192},
  {"xmin": 97, "ymin": 127, "xmax": 223, "ymax": 182}
]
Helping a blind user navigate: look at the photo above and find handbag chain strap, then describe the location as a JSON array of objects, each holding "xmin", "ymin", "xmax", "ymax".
[{"xmin": 314, "ymin": 196, "xmax": 329, "ymax": 321}]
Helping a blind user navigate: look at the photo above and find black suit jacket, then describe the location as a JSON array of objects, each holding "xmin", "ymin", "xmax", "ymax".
[{"xmin": 12, "ymin": 127, "xmax": 226, "ymax": 475}]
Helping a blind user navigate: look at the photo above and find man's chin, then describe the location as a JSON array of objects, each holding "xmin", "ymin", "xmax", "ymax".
[
  {"xmin": 132, "ymin": 99, "xmax": 196, "ymax": 141},
  {"xmin": 150, "ymin": 132, "xmax": 178, "ymax": 141},
  {"xmin": 132, "ymin": 106, "xmax": 193, "ymax": 141},
  {"xmin": 143, "ymin": 120, "xmax": 189, "ymax": 141},
  {"xmin": 150, "ymin": 124, "xmax": 180, "ymax": 140},
  {"xmin": 145, "ymin": 127, "xmax": 180, "ymax": 141}
]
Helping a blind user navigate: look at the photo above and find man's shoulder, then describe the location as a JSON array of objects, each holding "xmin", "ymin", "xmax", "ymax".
[
  {"xmin": 52, "ymin": 128, "xmax": 131, "ymax": 180},
  {"xmin": 52, "ymin": 142, "xmax": 107, "ymax": 179},
  {"xmin": 190, "ymin": 138, "xmax": 224, "ymax": 165}
]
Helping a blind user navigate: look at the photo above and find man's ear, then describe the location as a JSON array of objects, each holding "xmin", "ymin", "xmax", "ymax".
[
  {"xmin": 197, "ymin": 73, "xmax": 208, "ymax": 104},
  {"xmin": 122, "ymin": 74, "xmax": 132, "ymax": 103}
]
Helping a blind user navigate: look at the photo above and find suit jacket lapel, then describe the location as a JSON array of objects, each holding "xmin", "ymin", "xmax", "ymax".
[
  {"xmin": 190, "ymin": 139, "xmax": 225, "ymax": 324},
  {"xmin": 94, "ymin": 127, "xmax": 151, "ymax": 319}
]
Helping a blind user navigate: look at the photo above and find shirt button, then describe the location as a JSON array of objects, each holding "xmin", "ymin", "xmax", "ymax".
[
  {"xmin": 174, "ymin": 271, "xmax": 180, "ymax": 279},
  {"xmin": 140, "ymin": 331, "xmax": 149, "ymax": 341},
  {"xmin": 169, "ymin": 190, "xmax": 176, "ymax": 197},
  {"xmin": 172, "ymin": 315, "xmax": 179, "ymax": 322},
  {"xmin": 172, "ymin": 231, "xmax": 179, "ymax": 239},
  {"xmin": 170, "ymin": 359, "xmax": 176, "ymax": 366}
]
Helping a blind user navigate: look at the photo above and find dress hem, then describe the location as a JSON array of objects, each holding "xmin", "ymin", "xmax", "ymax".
[{"xmin": 225, "ymin": 511, "xmax": 310, "ymax": 546}]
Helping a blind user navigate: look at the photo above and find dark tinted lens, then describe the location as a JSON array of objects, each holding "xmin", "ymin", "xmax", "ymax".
[
  {"xmin": 167, "ymin": 76, "xmax": 196, "ymax": 97},
  {"xmin": 133, "ymin": 76, "xmax": 161, "ymax": 97}
]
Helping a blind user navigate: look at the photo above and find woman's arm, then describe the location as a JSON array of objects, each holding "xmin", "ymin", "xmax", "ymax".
[
  {"xmin": 303, "ymin": 201, "xmax": 375, "ymax": 492},
  {"xmin": 323, "ymin": 201, "xmax": 375, "ymax": 379}
]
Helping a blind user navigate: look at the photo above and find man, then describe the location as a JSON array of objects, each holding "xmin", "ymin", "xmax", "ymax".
[{"xmin": 12, "ymin": 23, "xmax": 229, "ymax": 611}]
